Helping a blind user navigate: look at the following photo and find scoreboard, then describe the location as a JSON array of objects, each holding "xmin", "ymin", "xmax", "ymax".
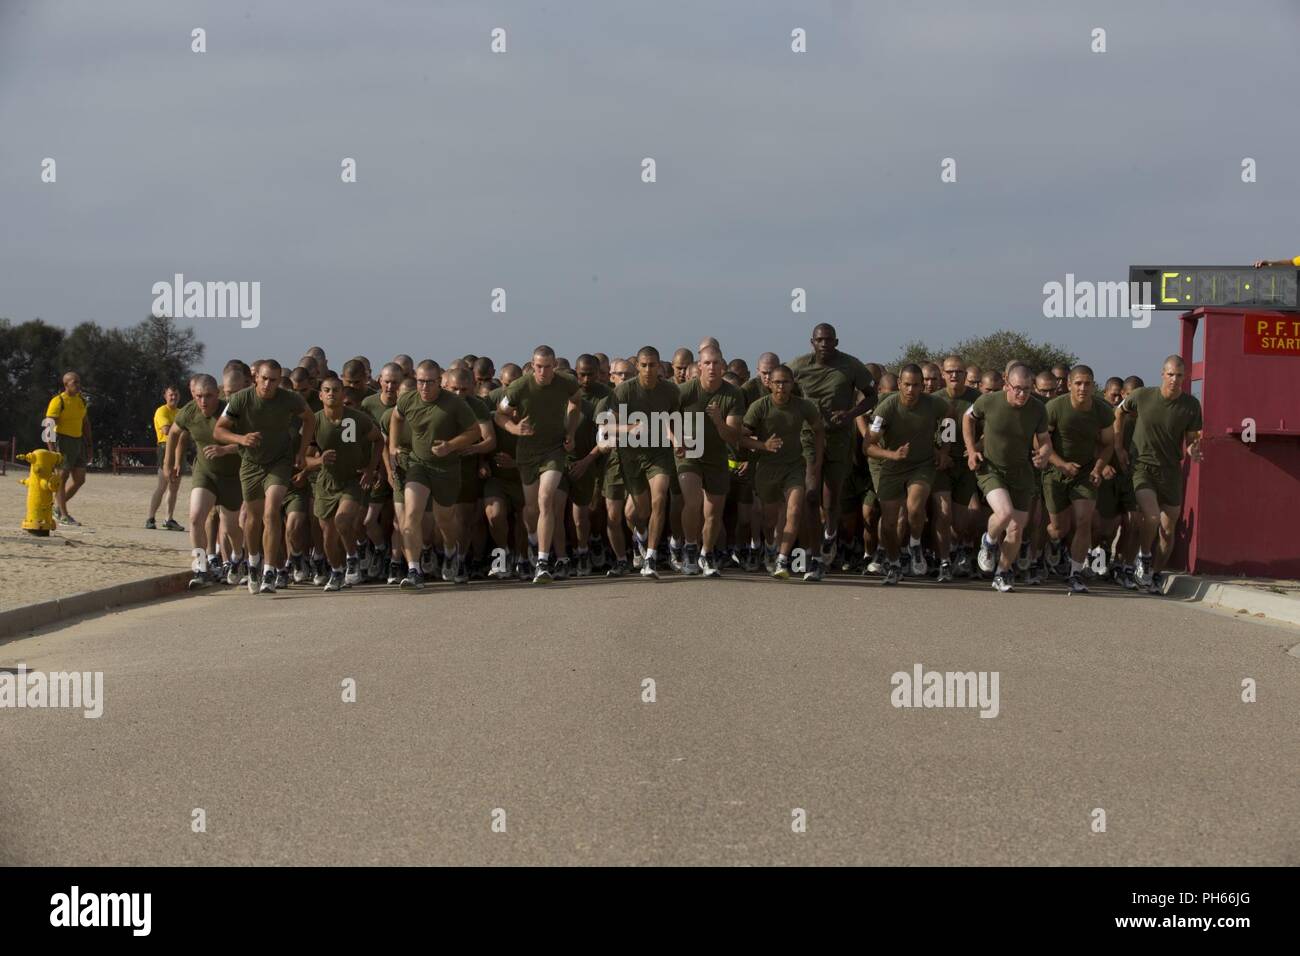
[{"xmin": 1129, "ymin": 266, "xmax": 1299, "ymax": 311}]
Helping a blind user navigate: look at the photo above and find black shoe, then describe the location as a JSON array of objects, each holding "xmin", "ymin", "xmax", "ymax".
[
  {"xmin": 399, "ymin": 568, "xmax": 424, "ymax": 590},
  {"xmin": 259, "ymin": 568, "xmax": 278, "ymax": 594},
  {"xmin": 144, "ymin": 517, "xmax": 157, "ymax": 530},
  {"xmin": 163, "ymin": 518, "xmax": 184, "ymax": 531},
  {"xmin": 186, "ymin": 572, "xmax": 208, "ymax": 591},
  {"xmin": 606, "ymin": 558, "xmax": 628, "ymax": 578}
]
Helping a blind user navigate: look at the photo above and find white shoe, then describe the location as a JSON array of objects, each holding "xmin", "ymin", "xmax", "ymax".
[
  {"xmin": 977, "ymin": 538, "xmax": 996, "ymax": 575},
  {"xmin": 908, "ymin": 544, "xmax": 928, "ymax": 577}
]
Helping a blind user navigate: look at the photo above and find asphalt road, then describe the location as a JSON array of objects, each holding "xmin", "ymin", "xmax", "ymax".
[{"xmin": 2, "ymin": 572, "xmax": 1297, "ymax": 865}]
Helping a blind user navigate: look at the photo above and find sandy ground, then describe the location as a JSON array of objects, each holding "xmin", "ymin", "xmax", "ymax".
[{"xmin": 1, "ymin": 472, "xmax": 195, "ymax": 610}]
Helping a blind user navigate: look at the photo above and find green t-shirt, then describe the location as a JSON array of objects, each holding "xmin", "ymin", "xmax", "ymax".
[
  {"xmin": 361, "ymin": 392, "xmax": 396, "ymax": 430},
  {"xmin": 174, "ymin": 400, "xmax": 240, "ymax": 478},
  {"xmin": 611, "ymin": 377, "xmax": 682, "ymax": 460},
  {"xmin": 396, "ymin": 388, "xmax": 478, "ymax": 471},
  {"xmin": 1121, "ymin": 387, "xmax": 1203, "ymax": 467},
  {"xmin": 788, "ymin": 351, "xmax": 876, "ymax": 435},
  {"xmin": 502, "ymin": 372, "xmax": 580, "ymax": 461},
  {"xmin": 569, "ymin": 383, "xmax": 612, "ymax": 464},
  {"xmin": 742, "ymin": 394, "xmax": 821, "ymax": 470},
  {"xmin": 221, "ymin": 386, "xmax": 310, "ymax": 466},
  {"xmin": 313, "ymin": 407, "xmax": 379, "ymax": 490},
  {"xmin": 676, "ymin": 378, "xmax": 745, "ymax": 472},
  {"xmin": 871, "ymin": 391, "xmax": 949, "ymax": 472},
  {"xmin": 1045, "ymin": 394, "xmax": 1113, "ymax": 468},
  {"xmin": 968, "ymin": 392, "xmax": 1047, "ymax": 481}
]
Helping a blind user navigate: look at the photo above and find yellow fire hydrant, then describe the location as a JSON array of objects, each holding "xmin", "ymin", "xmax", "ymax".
[{"xmin": 18, "ymin": 449, "xmax": 63, "ymax": 535}]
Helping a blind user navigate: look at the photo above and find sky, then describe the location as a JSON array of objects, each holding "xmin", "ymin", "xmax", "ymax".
[{"xmin": 3, "ymin": 0, "xmax": 1298, "ymax": 379}]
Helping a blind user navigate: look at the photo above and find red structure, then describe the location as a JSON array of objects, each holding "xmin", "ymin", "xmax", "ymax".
[{"xmin": 1174, "ymin": 308, "xmax": 1300, "ymax": 578}]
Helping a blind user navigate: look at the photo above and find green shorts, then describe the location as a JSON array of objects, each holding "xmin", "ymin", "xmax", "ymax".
[
  {"xmin": 314, "ymin": 481, "xmax": 365, "ymax": 520},
  {"xmin": 484, "ymin": 473, "xmax": 525, "ymax": 512},
  {"xmin": 623, "ymin": 450, "xmax": 676, "ymax": 497},
  {"xmin": 1097, "ymin": 471, "xmax": 1138, "ymax": 519},
  {"xmin": 876, "ymin": 463, "xmax": 937, "ymax": 503},
  {"xmin": 56, "ymin": 434, "xmax": 86, "ymax": 470},
  {"xmin": 976, "ymin": 463, "xmax": 1036, "ymax": 513},
  {"xmin": 1043, "ymin": 470, "xmax": 1098, "ymax": 515},
  {"xmin": 676, "ymin": 461, "xmax": 731, "ymax": 497},
  {"xmin": 192, "ymin": 468, "xmax": 242, "ymax": 511},
  {"xmin": 404, "ymin": 459, "xmax": 461, "ymax": 509},
  {"xmin": 561, "ymin": 463, "xmax": 599, "ymax": 508},
  {"xmin": 518, "ymin": 448, "xmax": 567, "ymax": 486},
  {"xmin": 239, "ymin": 458, "xmax": 294, "ymax": 502},
  {"xmin": 754, "ymin": 461, "xmax": 805, "ymax": 504},
  {"xmin": 1132, "ymin": 460, "xmax": 1184, "ymax": 508},
  {"xmin": 283, "ymin": 477, "xmax": 313, "ymax": 514}
]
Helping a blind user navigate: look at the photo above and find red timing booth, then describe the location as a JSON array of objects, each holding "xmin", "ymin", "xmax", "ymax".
[{"xmin": 1131, "ymin": 266, "xmax": 1300, "ymax": 578}]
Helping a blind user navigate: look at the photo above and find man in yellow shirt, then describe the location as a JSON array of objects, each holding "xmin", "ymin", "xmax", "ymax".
[
  {"xmin": 44, "ymin": 370, "xmax": 92, "ymax": 527},
  {"xmin": 146, "ymin": 385, "xmax": 184, "ymax": 530}
]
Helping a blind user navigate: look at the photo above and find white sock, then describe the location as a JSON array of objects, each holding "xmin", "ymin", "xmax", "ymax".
[
  {"xmin": 669, "ymin": 537, "xmax": 680, "ymax": 550},
  {"xmin": 982, "ymin": 533, "xmax": 994, "ymax": 549},
  {"xmin": 909, "ymin": 536, "xmax": 921, "ymax": 549},
  {"xmin": 538, "ymin": 551, "xmax": 550, "ymax": 562},
  {"xmin": 249, "ymin": 553, "xmax": 262, "ymax": 568},
  {"xmin": 528, "ymin": 533, "xmax": 538, "ymax": 548}
]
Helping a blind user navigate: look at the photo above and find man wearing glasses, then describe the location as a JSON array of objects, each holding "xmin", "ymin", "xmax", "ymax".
[{"xmin": 963, "ymin": 365, "xmax": 1053, "ymax": 593}]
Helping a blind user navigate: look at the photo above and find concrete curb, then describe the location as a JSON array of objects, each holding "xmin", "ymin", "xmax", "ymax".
[
  {"xmin": 1162, "ymin": 574, "xmax": 1300, "ymax": 627},
  {"xmin": 0, "ymin": 571, "xmax": 192, "ymax": 641}
]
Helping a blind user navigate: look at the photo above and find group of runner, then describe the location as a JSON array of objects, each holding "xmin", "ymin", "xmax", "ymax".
[{"xmin": 43, "ymin": 324, "xmax": 1204, "ymax": 596}]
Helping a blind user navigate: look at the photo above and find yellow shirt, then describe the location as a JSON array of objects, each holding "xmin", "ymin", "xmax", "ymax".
[
  {"xmin": 1292, "ymin": 256, "xmax": 1300, "ymax": 267},
  {"xmin": 153, "ymin": 404, "xmax": 178, "ymax": 444},
  {"xmin": 45, "ymin": 391, "xmax": 88, "ymax": 438}
]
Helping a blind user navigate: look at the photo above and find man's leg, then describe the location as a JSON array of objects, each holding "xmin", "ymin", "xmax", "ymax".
[
  {"xmin": 536, "ymin": 469, "xmax": 564, "ymax": 557},
  {"xmin": 646, "ymin": 473, "xmax": 671, "ymax": 553},
  {"xmin": 188, "ymin": 487, "xmax": 216, "ymax": 555},
  {"xmin": 148, "ymin": 468, "xmax": 168, "ymax": 522},
  {"xmin": 678, "ymin": 472, "xmax": 704, "ymax": 551},
  {"xmin": 1153, "ymin": 504, "xmax": 1182, "ymax": 573},
  {"xmin": 262, "ymin": 484, "xmax": 290, "ymax": 568},
  {"xmin": 903, "ymin": 481, "xmax": 931, "ymax": 569},
  {"xmin": 401, "ymin": 483, "xmax": 431, "ymax": 572},
  {"xmin": 166, "ymin": 473, "xmax": 181, "ymax": 522},
  {"xmin": 63, "ymin": 466, "xmax": 87, "ymax": 509}
]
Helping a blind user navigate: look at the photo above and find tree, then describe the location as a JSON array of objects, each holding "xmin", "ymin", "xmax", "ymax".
[{"xmin": 891, "ymin": 330, "xmax": 1076, "ymax": 375}]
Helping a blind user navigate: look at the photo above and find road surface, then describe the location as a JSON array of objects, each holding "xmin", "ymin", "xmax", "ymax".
[{"xmin": 2, "ymin": 573, "xmax": 1297, "ymax": 865}]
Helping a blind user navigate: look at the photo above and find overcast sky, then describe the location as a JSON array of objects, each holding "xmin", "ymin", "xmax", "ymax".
[{"xmin": 3, "ymin": 0, "xmax": 1298, "ymax": 379}]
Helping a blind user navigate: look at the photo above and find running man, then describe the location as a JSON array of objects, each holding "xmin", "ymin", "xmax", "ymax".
[
  {"xmin": 1115, "ymin": 356, "xmax": 1203, "ymax": 594},
  {"xmin": 676, "ymin": 345, "xmax": 745, "ymax": 577},
  {"xmin": 147, "ymin": 385, "xmax": 184, "ymax": 531},
  {"xmin": 866, "ymin": 364, "xmax": 951, "ymax": 585},
  {"xmin": 608, "ymin": 346, "xmax": 683, "ymax": 579},
  {"xmin": 963, "ymin": 365, "xmax": 1053, "ymax": 593},
  {"xmin": 936, "ymin": 354, "xmax": 982, "ymax": 577},
  {"xmin": 740, "ymin": 364, "xmax": 824, "ymax": 579},
  {"xmin": 167, "ymin": 374, "xmax": 245, "ymax": 589},
  {"xmin": 1043, "ymin": 365, "xmax": 1115, "ymax": 594},
  {"xmin": 307, "ymin": 377, "xmax": 382, "ymax": 591},
  {"xmin": 390, "ymin": 360, "xmax": 481, "ymax": 590},
  {"xmin": 495, "ymin": 345, "xmax": 582, "ymax": 583},
  {"xmin": 789, "ymin": 324, "xmax": 876, "ymax": 568},
  {"xmin": 43, "ymin": 371, "xmax": 92, "ymax": 526},
  {"xmin": 213, "ymin": 359, "xmax": 316, "ymax": 594}
]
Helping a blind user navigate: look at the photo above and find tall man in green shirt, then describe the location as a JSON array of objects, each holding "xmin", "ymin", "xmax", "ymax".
[
  {"xmin": 495, "ymin": 345, "xmax": 582, "ymax": 583},
  {"xmin": 1043, "ymin": 365, "xmax": 1115, "ymax": 593},
  {"xmin": 936, "ymin": 354, "xmax": 983, "ymax": 576},
  {"xmin": 443, "ymin": 366, "xmax": 496, "ymax": 583},
  {"xmin": 676, "ymin": 345, "xmax": 745, "ymax": 577},
  {"xmin": 214, "ymin": 359, "xmax": 315, "ymax": 594},
  {"xmin": 389, "ymin": 360, "xmax": 482, "ymax": 590},
  {"xmin": 360, "ymin": 362, "xmax": 403, "ymax": 581},
  {"xmin": 789, "ymin": 324, "xmax": 877, "ymax": 565},
  {"xmin": 1115, "ymin": 355, "xmax": 1203, "ymax": 593},
  {"xmin": 963, "ymin": 365, "xmax": 1053, "ymax": 593}
]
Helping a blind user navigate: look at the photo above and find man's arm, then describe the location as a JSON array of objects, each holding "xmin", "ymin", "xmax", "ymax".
[
  {"xmin": 464, "ymin": 419, "xmax": 496, "ymax": 456},
  {"xmin": 296, "ymin": 408, "xmax": 316, "ymax": 471},
  {"xmin": 1185, "ymin": 428, "xmax": 1203, "ymax": 463},
  {"xmin": 1032, "ymin": 429, "xmax": 1053, "ymax": 468},
  {"xmin": 432, "ymin": 423, "xmax": 483, "ymax": 458}
]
